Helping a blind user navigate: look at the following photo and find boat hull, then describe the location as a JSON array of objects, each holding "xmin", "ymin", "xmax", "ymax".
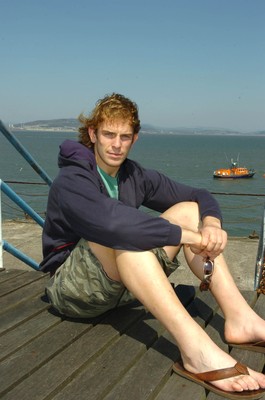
[{"xmin": 213, "ymin": 172, "xmax": 255, "ymax": 179}]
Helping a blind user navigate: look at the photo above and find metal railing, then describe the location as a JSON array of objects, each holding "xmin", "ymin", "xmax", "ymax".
[
  {"xmin": 0, "ymin": 121, "xmax": 52, "ymax": 271},
  {"xmin": 0, "ymin": 120, "xmax": 265, "ymax": 291},
  {"xmin": 254, "ymin": 206, "xmax": 265, "ymax": 291}
]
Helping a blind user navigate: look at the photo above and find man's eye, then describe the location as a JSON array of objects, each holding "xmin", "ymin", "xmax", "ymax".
[
  {"xmin": 105, "ymin": 132, "xmax": 114, "ymax": 138},
  {"xmin": 121, "ymin": 135, "xmax": 132, "ymax": 141}
]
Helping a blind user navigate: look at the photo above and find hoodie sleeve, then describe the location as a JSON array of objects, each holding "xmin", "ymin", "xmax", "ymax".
[
  {"xmin": 52, "ymin": 165, "xmax": 182, "ymax": 251},
  {"xmin": 43, "ymin": 143, "xmax": 222, "ymax": 260},
  {"xmin": 139, "ymin": 168, "xmax": 222, "ymax": 222}
]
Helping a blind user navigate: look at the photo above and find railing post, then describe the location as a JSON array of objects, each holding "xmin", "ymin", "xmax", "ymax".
[
  {"xmin": 254, "ymin": 204, "xmax": 265, "ymax": 290},
  {"xmin": 0, "ymin": 182, "xmax": 5, "ymax": 271}
]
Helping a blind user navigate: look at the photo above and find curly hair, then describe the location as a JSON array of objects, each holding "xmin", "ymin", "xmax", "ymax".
[{"xmin": 78, "ymin": 93, "xmax": 141, "ymax": 148}]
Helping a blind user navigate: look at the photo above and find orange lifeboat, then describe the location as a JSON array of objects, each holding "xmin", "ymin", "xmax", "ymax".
[{"xmin": 213, "ymin": 160, "xmax": 255, "ymax": 179}]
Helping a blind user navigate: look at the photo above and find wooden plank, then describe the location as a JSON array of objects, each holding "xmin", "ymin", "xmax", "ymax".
[
  {"xmin": 0, "ymin": 269, "xmax": 27, "ymax": 283},
  {"xmin": 154, "ymin": 288, "xmax": 219, "ymax": 400},
  {"xmin": 0, "ymin": 274, "xmax": 49, "ymax": 313},
  {"xmin": 99, "ymin": 286, "xmax": 213, "ymax": 400},
  {"xmin": 0, "ymin": 310, "xmax": 60, "ymax": 362},
  {"xmin": 153, "ymin": 288, "xmax": 264, "ymax": 400},
  {"xmin": 0, "ymin": 270, "xmax": 46, "ymax": 297},
  {"xmin": 186, "ymin": 289, "xmax": 218, "ymax": 328},
  {"xmin": 207, "ymin": 291, "xmax": 265, "ymax": 400},
  {"xmin": 230, "ymin": 347, "xmax": 264, "ymax": 373},
  {"xmin": 1, "ymin": 286, "xmax": 193, "ymax": 400},
  {"xmin": 98, "ymin": 286, "xmax": 196, "ymax": 400},
  {"xmin": 96, "ymin": 330, "xmax": 173, "ymax": 400},
  {"xmin": 102, "ymin": 329, "xmax": 180, "ymax": 400},
  {"xmin": 0, "ymin": 275, "xmax": 263, "ymax": 400},
  {"xmin": 0, "ymin": 294, "xmax": 51, "ymax": 335},
  {"xmin": 48, "ymin": 313, "xmax": 163, "ymax": 400},
  {"xmin": 205, "ymin": 311, "xmax": 227, "ymax": 351},
  {"xmin": 0, "ymin": 304, "xmax": 146, "ymax": 400},
  {"xmin": 148, "ymin": 288, "xmax": 219, "ymax": 400},
  {"xmin": 253, "ymin": 292, "xmax": 265, "ymax": 318},
  {"xmin": 0, "ymin": 319, "xmax": 92, "ymax": 397},
  {"xmin": 174, "ymin": 284, "xmax": 196, "ymax": 306},
  {"xmin": 154, "ymin": 374, "xmax": 205, "ymax": 400}
]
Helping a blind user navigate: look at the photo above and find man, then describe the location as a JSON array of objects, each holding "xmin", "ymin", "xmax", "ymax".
[{"xmin": 41, "ymin": 93, "xmax": 265, "ymax": 398}]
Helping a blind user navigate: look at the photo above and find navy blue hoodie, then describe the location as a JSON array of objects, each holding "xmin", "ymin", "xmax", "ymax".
[{"xmin": 40, "ymin": 140, "xmax": 222, "ymax": 274}]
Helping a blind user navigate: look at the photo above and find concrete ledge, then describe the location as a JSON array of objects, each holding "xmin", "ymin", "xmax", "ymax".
[{"xmin": 1, "ymin": 221, "xmax": 259, "ymax": 291}]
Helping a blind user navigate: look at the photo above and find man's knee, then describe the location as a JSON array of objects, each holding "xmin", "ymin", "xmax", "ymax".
[{"xmin": 161, "ymin": 201, "xmax": 200, "ymax": 230}]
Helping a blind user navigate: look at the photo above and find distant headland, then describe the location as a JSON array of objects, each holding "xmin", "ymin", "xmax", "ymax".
[{"xmin": 9, "ymin": 119, "xmax": 265, "ymax": 136}]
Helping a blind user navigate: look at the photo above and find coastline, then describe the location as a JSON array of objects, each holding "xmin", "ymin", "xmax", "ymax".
[
  {"xmin": 11, "ymin": 127, "xmax": 265, "ymax": 136},
  {"xmin": 13, "ymin": 127, "xmax": 78, "ymax": 133}
]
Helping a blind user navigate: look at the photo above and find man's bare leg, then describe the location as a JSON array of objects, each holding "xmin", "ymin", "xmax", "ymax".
[
  {"xmin": 184, "ymin": 249, "xmax": 265, "ymax": 345},
  {"xmin": 89, "ymin": 201, "xmax": 265, "ymax": 392},
  {"xmin": 161, "ymin": 202, "xmax": 265, "ymax": 347},
  {"xmin": 115, "ymin": 249, "xmax": 265, "ymax": 392}
]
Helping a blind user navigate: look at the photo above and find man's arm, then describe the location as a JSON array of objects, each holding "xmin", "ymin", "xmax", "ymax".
[{"xmin": 181, "ymin": 216, "xmax": 227, "ymax": 259}]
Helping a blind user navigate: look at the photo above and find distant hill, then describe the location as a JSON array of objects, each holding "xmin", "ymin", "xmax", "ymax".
[
  {"xmin": 12, "ymin": 118, "xmax": 79, "ymax": 132},
  {"xmin": 11, "ymin": 119, "xmax": 265, "ymax": 135}
]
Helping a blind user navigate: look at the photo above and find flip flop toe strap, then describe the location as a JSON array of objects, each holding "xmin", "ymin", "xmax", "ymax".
[
  {"xmin": 253, "ymin": 341, "xmax": 265, "ymax": 347},
  {"xmin": 195, "ymin": 362, "xmax": 249, "ymax": 382}
]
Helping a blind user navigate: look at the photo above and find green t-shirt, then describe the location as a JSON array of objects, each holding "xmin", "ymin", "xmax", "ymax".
[{"xmin": 97, "ymin": 166, "xmax": 119, "ymax": 199}]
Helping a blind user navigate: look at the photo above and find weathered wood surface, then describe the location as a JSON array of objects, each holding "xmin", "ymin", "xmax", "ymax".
[{"xmin": 0, "ymin": 270, "xmax": 264, "ymax": 400}]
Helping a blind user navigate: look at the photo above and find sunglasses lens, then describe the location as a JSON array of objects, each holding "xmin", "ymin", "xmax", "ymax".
[{"xmin": 204, "ymin": 260, "xmax": 213, "ymax": 275}]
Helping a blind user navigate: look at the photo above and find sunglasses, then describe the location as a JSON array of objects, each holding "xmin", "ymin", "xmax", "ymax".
[{"xmin": 199, "ymin": 257, "xmax": 214, "ymax": 291}]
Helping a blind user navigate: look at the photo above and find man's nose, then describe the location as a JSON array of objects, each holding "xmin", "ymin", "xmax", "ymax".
[{"xmin": 113, "ymin": 135, "xmax": 122, "ymax": 147}]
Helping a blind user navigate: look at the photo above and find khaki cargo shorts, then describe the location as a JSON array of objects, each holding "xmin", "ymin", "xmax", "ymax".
[{"xmin": 45, "ymin": 238, "xmax": 180, "ymax": 319}]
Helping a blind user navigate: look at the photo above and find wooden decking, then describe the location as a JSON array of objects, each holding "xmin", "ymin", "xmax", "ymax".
[{"xmin": 0, "ymin": 269, "xmax": 264, "ymax": 400}]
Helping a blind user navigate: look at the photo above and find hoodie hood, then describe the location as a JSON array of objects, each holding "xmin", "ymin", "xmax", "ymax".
[{"xmin": 58, "ymin": 140, "xmax": 97, "ymax": 170}]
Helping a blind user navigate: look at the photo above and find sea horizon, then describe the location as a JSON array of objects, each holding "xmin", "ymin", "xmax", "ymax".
[{"xmin": 1, "ymin": 130, "xmax": 265, "ymax": 238}]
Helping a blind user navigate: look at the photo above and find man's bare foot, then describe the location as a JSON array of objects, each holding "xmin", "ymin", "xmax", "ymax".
[
  {"xmin": 224, "ymin": 311, "xmax": 265, "ymax": 345},
  {"xmin": 181, "ymin": 340, "xmax": 265, "ymax": 393},
  {"xmin": 210, "ymin": 367, "xmax": 265, "ymax": 393}
]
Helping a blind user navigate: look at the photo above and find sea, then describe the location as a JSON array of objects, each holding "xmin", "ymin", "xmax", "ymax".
[{"xmin": 1, "ymin": 130, "xmax": 265, "ymax": 238}]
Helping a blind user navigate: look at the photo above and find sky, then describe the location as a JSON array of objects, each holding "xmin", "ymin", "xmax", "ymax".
[{"xmin": 1, "ymin": 0, "xmax": 265, "ymax": 132}]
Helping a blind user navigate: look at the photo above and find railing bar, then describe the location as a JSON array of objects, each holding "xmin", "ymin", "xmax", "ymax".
[
  {"xmin": 2, "ymin": 240, "xmax": 40, "ymax": 271},
  {"xmin": 212, "ymin": 192, "xmax": 265, "ymax": 197},
  {"xmin": 0, "ymin": 184, "xmax": 4, "ymax": 271},
  {"xmin": 5, "ymin": 180, "xmax": 48, "ymax": 185},
  {"xmin": 0, "ymin": 120, "xmax": 53, "ymax": 186},
  {"xmin": 1, "ymin": 181, "xmax": 44, "ymax": 228},
  {"xmin": 5, "ymin": 181, "xmax": 265, "ymax": 197},
  {"xmin": 254, "ymin": 204, "xmax": 265, "ymax": 290}
]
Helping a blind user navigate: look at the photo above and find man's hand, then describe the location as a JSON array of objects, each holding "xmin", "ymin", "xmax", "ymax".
[
  {"xmin": 200, "ymin": 216, "xmax": 227, "ymax": 259},
  {"xmin": 181, "ymin": 216, "xmax": 227, "ymax": 260}
]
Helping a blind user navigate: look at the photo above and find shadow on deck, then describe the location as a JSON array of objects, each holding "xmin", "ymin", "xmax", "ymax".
[{"xmin": 0, "ymin": 269, "xmax": 264, "ymax": 400}]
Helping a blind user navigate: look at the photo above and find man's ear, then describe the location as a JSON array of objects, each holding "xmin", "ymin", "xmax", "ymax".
[{"xmin": 88, "ymin": 127, "xmax": 96, "ymax": 143}]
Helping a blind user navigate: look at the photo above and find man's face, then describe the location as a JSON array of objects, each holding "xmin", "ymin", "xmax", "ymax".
[{"xmin": 88, "ymin": 119, "xmax": 138, "ymax": 176}]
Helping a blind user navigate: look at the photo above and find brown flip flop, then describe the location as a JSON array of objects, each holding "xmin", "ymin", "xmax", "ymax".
[
  {"xmin": 173, "ymin": 361, "xmax": 265, "ymax": 399},
  {"xmin": 228, "ymin": 341, "xmax": 265, "ymax": 354}
]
